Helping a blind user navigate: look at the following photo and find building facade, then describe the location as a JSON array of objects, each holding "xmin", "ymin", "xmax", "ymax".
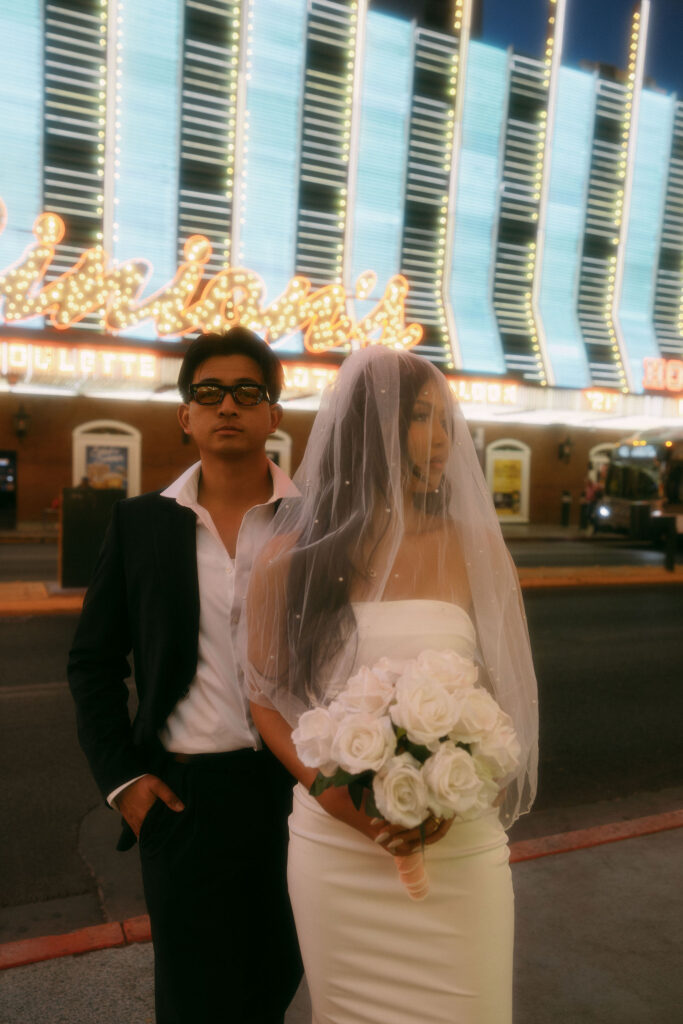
[{"xmin": 0, "ymin": 0, "xmax": 682, "ymax": 523}]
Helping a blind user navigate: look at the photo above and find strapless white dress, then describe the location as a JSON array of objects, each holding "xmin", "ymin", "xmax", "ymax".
[{"xmin": 287, "ymin": 601, "xmax": 513, "ymax": 1024}]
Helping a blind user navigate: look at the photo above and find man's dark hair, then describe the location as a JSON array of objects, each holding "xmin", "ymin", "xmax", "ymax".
[{"xmin": 177, "ymin": 327, "xmax": 284, "ymax": 403}]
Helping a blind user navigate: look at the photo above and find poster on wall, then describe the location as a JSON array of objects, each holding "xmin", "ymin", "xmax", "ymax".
[
  {"xmin": 491, "ymin": 456, "xmax": 523, "ymax": 518},
  {"xmin": 84, "ymin": 444, "xmax": 128, "ymax": 492}
]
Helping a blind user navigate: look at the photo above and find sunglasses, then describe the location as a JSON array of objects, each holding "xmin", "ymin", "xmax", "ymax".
[{"xmin": 189, "ymin": 382, "xmax": 270, "ymax": 407}]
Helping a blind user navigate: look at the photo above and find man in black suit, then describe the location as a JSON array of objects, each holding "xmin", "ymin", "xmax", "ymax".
[{"xmin": 68, "ymin": 328, "xmax": 302, "ymax": 1024}]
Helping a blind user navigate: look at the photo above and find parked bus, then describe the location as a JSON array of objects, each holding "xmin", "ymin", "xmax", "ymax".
[{"xmin": 593, "ymin": 429, "xmax": 683, "ymax": 535}]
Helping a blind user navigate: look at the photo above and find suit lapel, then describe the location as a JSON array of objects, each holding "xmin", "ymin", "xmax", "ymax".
[
  {"xmin": 154, "ymin": 492, "xmax": 198, "ymax": 592},
  {"xmin": 135, "ymin": 496, "xmax": 200, "ymax": 730},
  {"xmin": 152, "ymin": 495, "xmax": 200, "ymax": 651}
]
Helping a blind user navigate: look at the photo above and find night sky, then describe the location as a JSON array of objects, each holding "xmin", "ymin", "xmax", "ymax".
[{"xmin": 372, "ymin": 0, "xmax": 683, "ymax": 96}]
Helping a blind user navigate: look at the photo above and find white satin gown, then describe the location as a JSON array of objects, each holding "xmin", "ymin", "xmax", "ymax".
[{"xmin": 287, "ymin": 600, "xmax": 514, "ymax": 1024}]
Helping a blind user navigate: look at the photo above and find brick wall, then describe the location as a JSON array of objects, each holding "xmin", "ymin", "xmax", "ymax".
[{"xmin": 0, "ymin": 392, "xmax": 626, "ymax": 525}]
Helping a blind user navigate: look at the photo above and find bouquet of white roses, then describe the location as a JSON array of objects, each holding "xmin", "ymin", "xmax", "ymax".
[{"xmin": 292, "ymin": 648, "xmax": 521, "ymax": 900}]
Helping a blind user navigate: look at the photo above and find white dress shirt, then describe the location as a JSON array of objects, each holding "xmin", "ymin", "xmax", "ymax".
[{"xmin": 108, "ymin": 458, "xmax": 297, "ymax": 805}]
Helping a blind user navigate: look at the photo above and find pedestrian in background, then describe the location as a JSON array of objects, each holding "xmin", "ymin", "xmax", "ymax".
[{"xmin": 67, "ymin": 327, "xmax": 302, "ymax": 1024}]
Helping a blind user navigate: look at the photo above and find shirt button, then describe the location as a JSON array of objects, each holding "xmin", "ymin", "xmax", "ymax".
[
  {"xmin": 231, "ymin": 612, "xmax": 240, "ymax": 625},
  {"xmin": 226, "ymin": 565, "xmax": 233, "ymax": 574}
]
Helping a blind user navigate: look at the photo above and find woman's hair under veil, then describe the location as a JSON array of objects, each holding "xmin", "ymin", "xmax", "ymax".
[
  {"xmin": 285, "ymin": 351, "xmax": 440, "ymax": 704},
  {"xmin": 246, "ymin": 346, "xmax": 539, "ymax": 826}
]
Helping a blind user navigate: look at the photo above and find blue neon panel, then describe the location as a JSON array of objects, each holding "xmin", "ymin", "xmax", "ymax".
[
  {"xmin": 351, "ymin": 11, "xmax": 413, "ymax": 321},
  {"xmin": 449, "ymin": 41, "xmax": 507, "ymax": 374},
  {"xmin": 113, "ymin": 0, "xmax": 183, "ymax": 340},
  {"xmin": 619, "ymin": 89, "xmax": 675, "ymax": 392},
  {"xmin": 240, "ymin": 0, "xmax": 307, "ymax": 354},
  {"xmin": 0, "ymin": 1, "xmax": 43, "ymax": 328},
  {"xmin": 539, "ymin": 66, "xmax": 595, "ymax": 388}
]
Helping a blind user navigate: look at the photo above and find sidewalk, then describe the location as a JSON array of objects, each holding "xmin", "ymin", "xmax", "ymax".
[
  {"xmin": 1, "ymin": 524, "xmax": 680, "ymax": 1020},
  {"xmin": 1, "ymin": 520, "xmax": 588, "ymax": 544},
  {"xmin": 0, "ymin": 580, "xmax": 85, "ymax": 616},
  {"xmin": 0, "ymin": 521, "xmax": 58, "ymax": 544},
  {"xmin": 1, "ymin": 810, "xmax": 681, "ymax": 1023}
]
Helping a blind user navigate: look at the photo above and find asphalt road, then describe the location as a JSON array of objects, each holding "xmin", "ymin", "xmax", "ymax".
[
  {"xmin": 507, "ymin": 538, "xmax": 670, "ymax": 568},
  {"xmin": 526, "ymin": 586, "xmax": 683, "ymax": 810},
  {"xmin": 2, "ymin": 584, "xmax": 683, "ymax": 946},
  {"xmin": 0, "ymin": 543, "xmax": 60, "ymax": 583},
  {"xmin": 1, "ymin": 534, "xmax": 678, "ymax": 585}
]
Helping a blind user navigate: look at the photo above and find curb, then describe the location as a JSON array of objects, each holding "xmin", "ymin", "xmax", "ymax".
[
  {"xmin": 517, "ymin": 567, "xmax": 680, "ymax": 588},
  {"xmin": 0, "ymin": 536, "xmax": 58, "ymax": 545},
  {"xmin": 0, "ymin": 915, "xmax": 151, "ymax": 972},
  {"xmin": 0, "ymin": 567, "xmax": 679, "ymax": 618},
  {"xmin": 2, "ymin": 810, "xmax": 680, "ymax": 972},
  {"xmin": 0, "ymin": 595, "xmax": 84, "ymax": 617},
  {"xmin": 509, "ymin": 808, "xmax": 683, "ymax": 863}
]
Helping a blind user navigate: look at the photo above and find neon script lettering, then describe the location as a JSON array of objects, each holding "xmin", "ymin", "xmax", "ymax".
[{"xmin": 0, "ymin": 200, "xmax": 422, "ymax": 353}]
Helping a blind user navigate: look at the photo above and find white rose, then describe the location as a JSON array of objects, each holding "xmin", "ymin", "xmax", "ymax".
[
  {"xmin": 390, "ymin": 670, "xmax": 459, "ymax": 747},
  {"xmin": 372, "ymin": 752, "xmax": 430, "ymax": 829},
  {"xmin": 332, "ymin": 664, "xmax": 396, "ymax": 717},
  {"xmin": 457, "ymin": 766, "xmax": 500, "ymax": 821},
  {"xmin": 471, "ymin": 714, "xmax": 521, "ymax": 779},
  {"xmin": 450, "ymin": 688, "xmax": 502, "ymax": 744},
  {"xmin": 422, "ymin": 742, "xmax": 490, "ymax": 819},
  {"xmin": 416, "ymin": 649, "xmax": 479, "ymax": 692},
  {"xmin": 330, "ymin": 713, "xmax": 396, "ymax": 775},
  {"xmin": 373, "ymin": 656, "xmax": 408, "ymax": 680},
  {"xmin": 327, "ymin": 699, "xmax": 347, "ymax": 724},
  {"xmin": 291, "ymin": 707, "xmax": 338, "ymax": 776}
]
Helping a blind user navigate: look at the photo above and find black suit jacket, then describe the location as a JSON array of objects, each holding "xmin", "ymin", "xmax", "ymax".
[{"xmin": 68, "ymin": 491, "xmax": 201, "ymax": 802}]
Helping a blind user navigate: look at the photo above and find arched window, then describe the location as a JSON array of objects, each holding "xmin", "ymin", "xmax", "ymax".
[
  {"xmin": 72, "ymin": 420, "xmax": 141, "ymax": 497},
  {"xmin": 588, "ymin": 442, "xmax": 616, "ymax": 485},
  {"xmin": 266, "ymin": 429, "xmax": 292, "ymax": 476},
  {"xmin": 485, "ymin": 438, "xmax": 531, "ymax": 524}
]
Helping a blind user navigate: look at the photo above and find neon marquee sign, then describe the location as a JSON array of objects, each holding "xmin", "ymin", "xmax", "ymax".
[
  {"xmin": 0, "ymin": 338, "xmax": 521, "ymax": 408},
  {"xmin": 643, "ymin": 357, "xmax": 683, "ymax": 394},
  {"xmin": 280, "ymin": 366, "xmax": 519, "ymax": 406},
  {"xmin": 0, "ymin": 340, "xmax": 160, "ymax": 383},
  {"xmin": 583, "ymin": 389, "xmax": 621, "ymax": 413},
  {"xmin": 0, "ymin": 199, "xmax": 422, "ymax": 353},
  {"xmin": 448, "ymin": 378, "xmax": 518, "ymax": 406}
]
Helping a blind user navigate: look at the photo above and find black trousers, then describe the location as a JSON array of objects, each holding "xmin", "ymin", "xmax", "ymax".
[{"xmin": 138, "ymin": 748, "xmax": 302, "ymax": 1024}]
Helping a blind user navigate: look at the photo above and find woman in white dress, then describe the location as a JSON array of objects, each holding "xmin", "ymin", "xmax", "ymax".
[{"xmin": 246, "ymin": 347, "xmax": 538, "ymax": 1024}]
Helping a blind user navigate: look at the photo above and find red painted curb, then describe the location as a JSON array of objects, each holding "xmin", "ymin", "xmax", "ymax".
[
  {"xmin": 0, "ymin": 597, "xmax": 84, "ymax": 618},
  {"xmin": 2, "ymin": 812, "xmax": 681, "ymax": 971},
  {"xmin": 509, "ymin": 808, "xmax": 683, "ymax": 863},
  {"xmin": 122, "ymin": 915, "xmax": 152, "ymax": 944},
  {"xmin": 518, "ymin": 574, "xmax": 681, "ymax": 589},
  {"xmin": 0, "ymin": 572, "xmax": 679, "ymax": 619},
  {"xmin": 0, "ymin": 922, "xmax": 125, "ymax": 971}
]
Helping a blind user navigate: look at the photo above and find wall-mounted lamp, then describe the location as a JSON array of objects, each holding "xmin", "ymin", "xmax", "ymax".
[
  {"xmin": 12, "ymin": 404, "xmax": 31, "ymax": 440},
  {"xmin": 558, "ymin": 436, "xmax": 573, "ymax": 463}
]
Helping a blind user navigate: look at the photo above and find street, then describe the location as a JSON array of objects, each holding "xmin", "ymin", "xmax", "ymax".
[
  {"xmin": 0, "ymin": 543, "xmax": 60, "ymax": 584},
  {"xmin": 1, "ymin": 532, "xmax": 679, "ymax": 584},
  {"xmin": 507, "ymin": 537, "xmax": 670, "ymax": 568},
  {"xmin": 1, "ymin": 583, "xmax": 681, "ymax": 945}
]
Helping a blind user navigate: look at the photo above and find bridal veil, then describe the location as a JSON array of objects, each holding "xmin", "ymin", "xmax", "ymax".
[{"xmin": 246, "ymin": 346, "xmax": 538, "ymax": 825}]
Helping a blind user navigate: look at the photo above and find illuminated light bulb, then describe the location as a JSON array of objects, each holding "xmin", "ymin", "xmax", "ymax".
[{"xmin": 0, "ymin": 202, "xmax": 426, "ymax": 354}]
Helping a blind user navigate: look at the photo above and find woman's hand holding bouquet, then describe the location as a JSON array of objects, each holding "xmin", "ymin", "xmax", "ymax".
[{"xmin": 292, "ymin": 649, "xmax": 521, "ymax": 900}]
